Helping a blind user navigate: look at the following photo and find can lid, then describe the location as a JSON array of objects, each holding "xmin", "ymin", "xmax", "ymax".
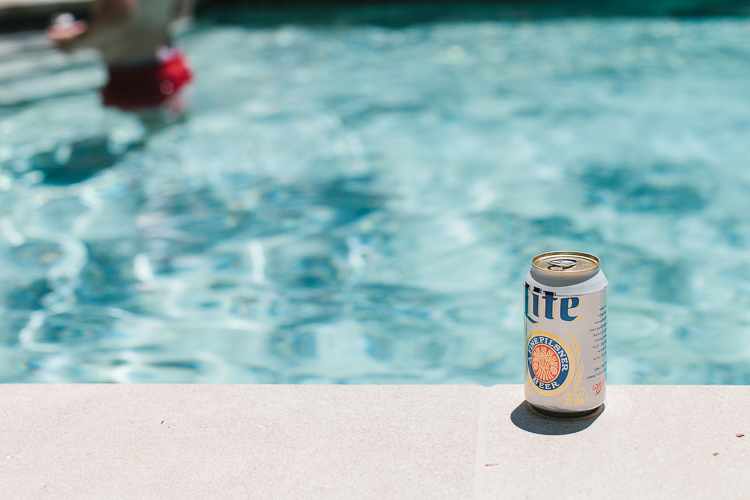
[{"xmin": 531, "ymin": 251, "xmax": 600, "ymax": 275}]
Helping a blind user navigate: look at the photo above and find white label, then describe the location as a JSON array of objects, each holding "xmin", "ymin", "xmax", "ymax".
[{"xmin": 523, "ymin": 272, "xmax": 607, "ymax": 412}]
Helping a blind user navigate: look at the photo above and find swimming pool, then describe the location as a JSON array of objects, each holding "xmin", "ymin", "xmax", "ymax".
[{"xmin": 1, "ymin": 10, "xmax": 749, "ymax": 383}]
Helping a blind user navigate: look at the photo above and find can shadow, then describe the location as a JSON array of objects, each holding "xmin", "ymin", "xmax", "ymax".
[{"xmin": 510, "ymin": 401, "xmax": 604, "ymax": 435}]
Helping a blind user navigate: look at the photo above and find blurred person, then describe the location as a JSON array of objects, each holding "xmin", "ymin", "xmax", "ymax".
[{"xmin": 47, "ymin": 0, "xmax": 194, "ymax": 116}]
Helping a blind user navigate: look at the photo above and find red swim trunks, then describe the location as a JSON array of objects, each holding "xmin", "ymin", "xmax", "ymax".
[{"xmin": 101, "ymin": 48, "xmax": 192, "ymax": 111}]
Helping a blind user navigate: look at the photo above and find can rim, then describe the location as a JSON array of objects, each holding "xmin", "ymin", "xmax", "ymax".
[{"xmin": 531, "ymin": 251, "xmax": 600, "ymax": 275}]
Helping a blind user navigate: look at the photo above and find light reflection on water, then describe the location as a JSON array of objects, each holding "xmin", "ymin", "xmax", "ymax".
[{"xmin": 1, "ymin": 15, "xmax": 749, "ymax": 383}]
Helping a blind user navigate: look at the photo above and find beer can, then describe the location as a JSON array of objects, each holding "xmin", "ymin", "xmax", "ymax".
[{"xmin": 524, "ymin": 251, "xmax": 607, "ymax": 417}]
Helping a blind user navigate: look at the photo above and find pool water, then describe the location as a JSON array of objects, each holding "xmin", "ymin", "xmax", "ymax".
[{"xmin": 1, "ymin": 11, "xmax": 749, "ymax": 383}]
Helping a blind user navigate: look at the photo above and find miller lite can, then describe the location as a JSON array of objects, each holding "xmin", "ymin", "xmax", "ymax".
[{"xmin": 524, "ymin": 251, "xmax": 607, "ymax": 417}]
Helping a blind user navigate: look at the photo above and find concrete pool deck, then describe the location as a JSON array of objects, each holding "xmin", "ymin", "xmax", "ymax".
[{"xmin": 0, "ymin": 385, "xmax": 747, "ymax": 498}]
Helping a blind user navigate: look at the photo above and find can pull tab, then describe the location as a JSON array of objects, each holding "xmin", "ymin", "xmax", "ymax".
[{"xmin": 547, "ymin": 258, "xmax": 577, "ymax": 270}]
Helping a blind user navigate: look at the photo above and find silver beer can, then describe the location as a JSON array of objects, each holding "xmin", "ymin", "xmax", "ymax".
[{"xmin": 524, "ymin": 251, "xmax": 607, "ymax": 417}]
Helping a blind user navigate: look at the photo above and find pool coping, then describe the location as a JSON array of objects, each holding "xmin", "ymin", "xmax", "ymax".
[{"xmin": 1, "ymin": 384, "xmax": 748, "ymax": 499}]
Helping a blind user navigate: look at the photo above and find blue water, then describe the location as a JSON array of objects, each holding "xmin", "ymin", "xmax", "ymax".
[{"xmin": 1, "ymin": 14, "xmax": 749, "ymax": 383}]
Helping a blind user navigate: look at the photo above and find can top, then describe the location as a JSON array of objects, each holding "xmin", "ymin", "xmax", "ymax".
[{"xmin": 530, "ymin": 251, "xmax": 600, "ymax": 286}]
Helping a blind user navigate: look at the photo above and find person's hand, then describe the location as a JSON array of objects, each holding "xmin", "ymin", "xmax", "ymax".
[{"xmin": 47, "ymin": 13, "xmax": 88, "ymax": 53}]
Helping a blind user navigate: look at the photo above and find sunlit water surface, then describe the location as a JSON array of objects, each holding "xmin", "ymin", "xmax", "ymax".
[{"xmin": 1, "ymin": 14, "xmax": 749, "ymax": 383}]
